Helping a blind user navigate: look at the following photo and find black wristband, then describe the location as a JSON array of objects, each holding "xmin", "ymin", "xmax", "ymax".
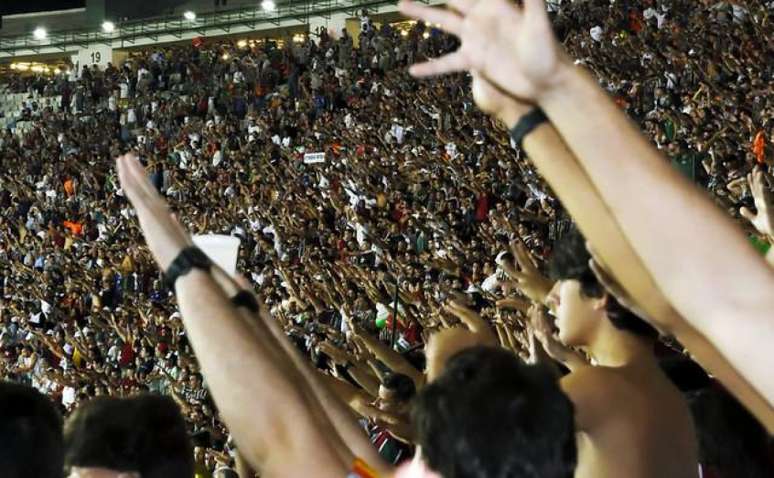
[
  {"xmin": 164, "ymin": 247, "xmax": 212, "ymax": 290},
  {"xmin": 231, "ymin": 290, "xmax": 259, "ymax": 312},
  {"xmin": 509, "ymin": 108, "xmax": 548, "ymax": 150}
]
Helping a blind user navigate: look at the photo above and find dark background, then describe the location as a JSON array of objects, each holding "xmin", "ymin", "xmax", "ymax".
[{"xmin": 1, "ymin": 1, "xmax": 87, "ymax": 16}]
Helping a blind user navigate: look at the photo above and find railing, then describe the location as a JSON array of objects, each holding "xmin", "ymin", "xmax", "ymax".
[{"xmin": 0, "ymin": 0, "xmax": 410, "ymax": 55}]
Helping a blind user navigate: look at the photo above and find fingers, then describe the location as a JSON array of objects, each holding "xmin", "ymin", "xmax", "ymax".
[
  {"xmin": 117, "ymin": 154, "xmax": 154, "ymax": 207},
  {"xmin": 496, "ymin": 297, "xmax": 530, "ymax": 312},
  {"xmin": 398, "ymin": 1, "xmax": 463, "ymax": 36},
  {"xmin": 409, "ymin": 51, "xmax": 470, "ymax": 78},
  {"xmin": 739, "ymin": 206, "xmax": 756, "ymax": 222},
  {"xmin": 512, "ymin": 239, "xmax": 536, "ymax": 272},
  {"xmin": 446, "ymin": 299, "xmax": 472, "ymax": 316},
  {"xmin": 588, "ymin": 258, "xmax": 612, "ymax": 289},
  {"xmin": 448, "ymin": 0, "xmax": 477, "ymax": 15}
]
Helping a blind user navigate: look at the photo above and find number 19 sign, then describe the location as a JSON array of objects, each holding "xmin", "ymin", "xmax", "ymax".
[{"xmin": 77, "ymin": 45, "xmax": 113, "ymax": 70}]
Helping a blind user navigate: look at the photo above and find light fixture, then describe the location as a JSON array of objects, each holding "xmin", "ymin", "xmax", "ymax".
[
  {"xmin": 183, "ymin": 11, "xmax": 197, "ymax": 21},
  {"xmin": 400, "ymin": 30, "xmax": 408, "ymax": 37},
  {"xmin": 422, "ymin": 32, "xmax": 430, "ymax": 39},
  {"xmin": 222, "ymin": 53, "xmax": 230, "ymax": 60},
  {"xmin": 33, "ymin": 27, "xmax": 47, "ymax": 40},
  {"xmin": 261, "ymin": 0, "xmax": 276, "ymax": 12},
  {"xmin": 237, "ymin": 39, "xmax": 248, "ymax": 48},
  {"xmin": 102, "ymin": 21, "xmax": 115, "ymax": 33}
]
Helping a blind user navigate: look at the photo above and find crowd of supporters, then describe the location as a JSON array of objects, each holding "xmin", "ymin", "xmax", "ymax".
[{"xmin": 0, "ymin": 0, "xmax": 772, "ymax": 477}]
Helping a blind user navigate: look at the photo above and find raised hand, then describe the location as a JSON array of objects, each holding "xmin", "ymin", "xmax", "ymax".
[
  {"xmin": 527, "ymin": 304, "xmax": 554, "ymax": 342},
  {"xmin": 740, "ymin": 168, "xmax": 774, "ymax": 240},
  {"xmin": 470, "ymin": 73, "xmax": 533, "ymax": 127},
  {"xmin": 445, "ymin": 300, "xmax": 497, "ymax": 345},
  {"xmin": 497, "ymin": 239, "xmax": 554, "ymax": 304},
  {"xmin": 116, "ymin": 153, "xmax": 192, "ymax": 272},
  {"xmin": 399, "ymin": 0, "xmax": 568, "ymax": 102}
]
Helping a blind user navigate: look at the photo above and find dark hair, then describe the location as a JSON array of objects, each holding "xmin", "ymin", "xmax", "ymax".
[
  {"xmin": 64, "ymin": 394, "xmax": 194, "ymax": 478},
  {"xmin": 382, "ymin": 373, "xmax": 416, "ymax": 403},
  {"xmin": 548, "ymin": 227, "xmax": 659, "ymax": 339},
  {"xmin": 413, "ymin": 347, "xmax": 576, "ymax": 478},
  {"xmin": 0, "ymin": 381, "xmax": 64, "ymax": 478}
]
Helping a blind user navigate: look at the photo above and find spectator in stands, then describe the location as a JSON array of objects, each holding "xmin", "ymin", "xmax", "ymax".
[{"xmin": 0, "ymin": 0, "xmax": 771, "ymax": 473}]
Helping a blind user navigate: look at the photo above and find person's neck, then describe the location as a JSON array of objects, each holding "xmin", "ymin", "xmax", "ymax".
[{"xmin": 584, "ymin": 323, "xmax": 654, "ymax": 368}]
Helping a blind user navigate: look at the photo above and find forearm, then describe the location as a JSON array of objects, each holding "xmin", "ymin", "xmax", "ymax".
[
  {"xmin": 175, "ymin": 271, "xmax": 347, "ymax": 475},
  {"xmin": 519, "ymin": 120, "xmax": 774, "ymax": 427},
  {"xmin": 541, "ymin": 66, "xmax": 774, "ymax": 317},
  {"xmin": 348, "ymin": 363, "xmax": 381, "ymax": 398},
  {"xmin": 519, "ymin": 124, "xmax": 673, "ymax": 321},
  {"xmin": 207, "ymin": 268, "xmax": 388, "ymax": 472},
  {"xmin": 358, "ymin": 332, "xmax": 423, "ymax": 387},
  {"xmin": 540, "ymin": 65, "xmax": 774, "ymax": 399}
]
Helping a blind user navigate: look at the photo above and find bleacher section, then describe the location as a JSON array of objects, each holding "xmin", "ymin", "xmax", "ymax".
[{"xmin": 0, "ymin": 87, "xmax": 62, "ymax": 136}]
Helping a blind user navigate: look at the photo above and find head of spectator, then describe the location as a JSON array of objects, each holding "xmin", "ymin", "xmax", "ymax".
[
  {"xmin": 411, "ymin": 346, "xmax": 576, "ymax": 478},
  {"xmin": 64, "ymin": 394, "xmax": 193, "ymax": 478},
  {"xmin": 376, "ymin": 372, "xmax": 416, "ymax": 414},
  {"xmin": 548, "ymin": 228, "xmax": 659, "ymax": 348},
  {"xmin": 0, "ymin": 381, "xmax": 64, "ymax": 478}
]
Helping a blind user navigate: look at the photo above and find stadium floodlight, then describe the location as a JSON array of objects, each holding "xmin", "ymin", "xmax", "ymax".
[
  {"xmin": 33, "ymin": 27, "xmax": 47, "ymax": 40},
  {"xmin": 261, "ymin": 0, "xmax": 276, "ymax": 12},
  {"xmin": 102, "ymin": 21, "xmax": 115, "ymax": 33},
  {"xmin": 183, "ymin": 11, "xmax": 197, "ymax": 21}
]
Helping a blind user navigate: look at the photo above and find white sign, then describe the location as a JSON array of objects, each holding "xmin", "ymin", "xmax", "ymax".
[
  {"xmin": 303, "ymin": 152, "xmax": 326, "ymax": 164},
  {"xmin": 193, "ymin": 235, "xmax": 241, "ymax": 276},
  {"xmin": 77, "ymin": 44, "xmax": 113, "ymax": 72}
]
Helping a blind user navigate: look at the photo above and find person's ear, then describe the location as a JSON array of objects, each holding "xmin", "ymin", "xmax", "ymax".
[{"xmin": 593, "ymin": 293, "xmax": 609, "ymax": 311}]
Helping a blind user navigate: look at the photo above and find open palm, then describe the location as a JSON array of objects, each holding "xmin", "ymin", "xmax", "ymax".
[
  {"xmin": 399, "ymin": 0, "xmax": 566, "ymax": 102},
  {"xmin": 740, "ymin": 168, "xmax": 774, "ymax": 240}
]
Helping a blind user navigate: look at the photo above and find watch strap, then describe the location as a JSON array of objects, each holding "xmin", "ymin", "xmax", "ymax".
[
  {"xmin": 509, "ymin": 108, "xmax": 549, "ymax": 150},
  {"xmin": 231, "ymin": 290, "xmax": 259, "ymax": 312},
  {"xmin": 164, "ymin": 247, "xmax": 212, "ymax": 290}
]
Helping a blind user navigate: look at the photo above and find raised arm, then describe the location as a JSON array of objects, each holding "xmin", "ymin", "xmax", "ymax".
[
  {"xmin": 537, "ymin": 43, "xmax": 774, "ymax": 406},
  {"xmin": 351, "ymin": 326, "xmax": 424, "ymax": 389},
  {"xmin": 400, "ymin": 0, "xmax": 774, "ymax": 419},
  {"xmin": 472, "ymin": 75, "xmax": 774, "ymax": 429},
  {"xmin": 116, "ymin": 154, "xmax": 353, "ymax": 478}
]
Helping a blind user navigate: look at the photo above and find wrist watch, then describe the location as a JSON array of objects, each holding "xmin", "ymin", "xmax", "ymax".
[{"xmin": 164, "ymin": 247, "xmax": 212, "ymax": 290}]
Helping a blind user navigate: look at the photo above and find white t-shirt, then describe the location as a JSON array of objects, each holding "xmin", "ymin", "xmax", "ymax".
[{"xmin": 62, "ymin": 386, "xmax": 76, "ymax": 407}]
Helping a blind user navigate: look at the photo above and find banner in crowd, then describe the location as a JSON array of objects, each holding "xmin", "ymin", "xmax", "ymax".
[{"xmin": 304, "ymin": 152, "xmax": 326, "ymax": 164}]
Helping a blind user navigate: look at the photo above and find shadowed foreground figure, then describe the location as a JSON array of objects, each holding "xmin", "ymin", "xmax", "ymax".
[
  {"xmin": 0, "ymin": 381, "xmax": 64, "ymax": 478},
  {"xmin": 64, "ymin": 394, "xmax": 194, "ymax": 478}
]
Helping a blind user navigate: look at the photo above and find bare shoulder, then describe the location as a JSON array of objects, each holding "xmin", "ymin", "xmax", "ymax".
[{"xmin": 560, "ymin": 365, "xmax": 646, "ymax": 430}]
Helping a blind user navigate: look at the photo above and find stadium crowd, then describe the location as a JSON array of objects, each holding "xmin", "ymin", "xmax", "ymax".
[{"xmin": 0, "ymin": 0, "xmax": 772, "ymax": 477}]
